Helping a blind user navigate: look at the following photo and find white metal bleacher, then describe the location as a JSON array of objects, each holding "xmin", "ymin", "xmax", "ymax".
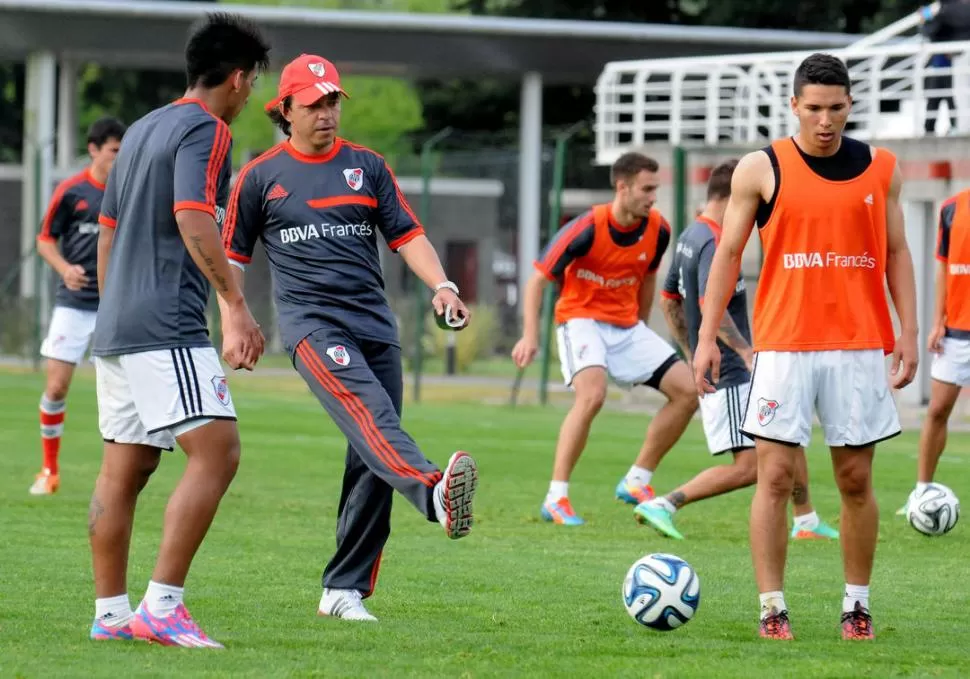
[{"xmin": 594, "ymin": 3, "xmax": 970, "ymax": 164}]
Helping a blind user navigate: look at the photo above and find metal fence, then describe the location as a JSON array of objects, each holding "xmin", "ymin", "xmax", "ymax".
[{"xmin": 0, "ymin": 134, "xmax": 608, "ymax": 401}]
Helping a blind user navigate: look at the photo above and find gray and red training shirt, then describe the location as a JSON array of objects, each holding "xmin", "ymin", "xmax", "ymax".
[
  {"xmin": 93, "ymin": 98, "xmax": 233, "ymax": 357},
  {"xmin": 37, "ymin": 169, "xmax": 105, "ymax": 311},
  {"xmin": 223, "ymin": 138, "xmax": 425, "ymax": 353}
]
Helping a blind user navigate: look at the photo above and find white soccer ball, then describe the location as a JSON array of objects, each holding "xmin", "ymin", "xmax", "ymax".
[
  {"xmin": 622, "ymin": 553, "xmax": 700, "ymax": 631},
  {"xmin": 907, "ymin": 483, "xmax": 961, "ymax": 536}
]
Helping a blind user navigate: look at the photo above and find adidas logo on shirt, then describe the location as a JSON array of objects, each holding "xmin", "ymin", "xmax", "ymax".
[
  {"xmin": 864, "ymin": 193, "xmax": 873, "ymax": 205},
  {"xmin": 267, "ymin": 184, "xmax": 289, "ymax": 201}
]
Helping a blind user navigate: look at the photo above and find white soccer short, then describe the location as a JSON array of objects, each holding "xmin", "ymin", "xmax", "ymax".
[
  {"xmin": 930, "ymin": 336, "xmax": 970, "ymax": 386},
  {"xmin": 95, "ymin": 346, "xmax": 237, "ymax": 451},
  {"xmin": 699, "ymin": 381, "xmax": 754, "ymax": 455},
  {"xmin": 555, "ymin": 318, "xmax": 678, "ymax": 388},
  {"xmin": 741, "ymin": 349, "xmax": 900, "ymax": 449},
  {"xmin": 40, "ymin": 306, "xmax": 97, "ymax": 364}
]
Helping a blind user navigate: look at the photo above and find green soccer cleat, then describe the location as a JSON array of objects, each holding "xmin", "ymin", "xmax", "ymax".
[
  {"xmin": 791, "ymin": 520, "xmax": 839, "ymax": 540},
  {"xmin": 634, "ymin": 502, "xmax": 685, "ymax": 540}
]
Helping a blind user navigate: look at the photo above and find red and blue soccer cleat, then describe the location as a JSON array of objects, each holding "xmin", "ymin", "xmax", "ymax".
[
  {"xmin": 131, "ymin": 602, "xmax": 224, "ymax": 649},
  {"xmin": 90, "ymin": 617, "xmax": 133, "ymax": 641}
]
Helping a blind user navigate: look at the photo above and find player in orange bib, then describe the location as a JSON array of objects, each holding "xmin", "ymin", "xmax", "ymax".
[
  {"xmin": 898, "ymin": 189, "xmax": 970, "ymax": 515},
  {"xmin": 693, "ymin": 54, "xmax": 919, "ymax": 641},
  {"xmin": 512, "ymin": 152, "xmax": 698, "ymax": 526}
]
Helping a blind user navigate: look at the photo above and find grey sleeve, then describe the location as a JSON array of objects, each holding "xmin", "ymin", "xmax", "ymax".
[
  {"xmin": 224, "ymin": 167, "xmax": 264, "ymax": 266},
  {"xmin": 696, "ymin": 241, "xmax": 716, "ymax": 303},
  {"xmin": 174, "ymin": 117, "xmax": 232, "ymax": 218},
  {"xmin": 99, "ymin": 163, "xmax": 119, "ymax": 229},
  {"xmin": 661, "ymin": 251, "xmax": 681, "ymax": 299},
  {"xmin": 374, "ymin": 158, "xmax": 424, "ymax": 252}
]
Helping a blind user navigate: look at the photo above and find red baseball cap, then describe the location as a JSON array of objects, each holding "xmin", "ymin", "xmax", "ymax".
[{"xmin": 265, "ymin": 54, "xmax": 349, "ymax": 112}]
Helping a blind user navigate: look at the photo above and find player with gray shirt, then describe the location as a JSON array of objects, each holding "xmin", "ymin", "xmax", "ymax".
[
  {"xmin": 87, "ymin": 13, "xmax": 269, "ymax": 649},
  {"xmin": 634, "ymin": 159, "xmax": 838, "ymax": 542}
]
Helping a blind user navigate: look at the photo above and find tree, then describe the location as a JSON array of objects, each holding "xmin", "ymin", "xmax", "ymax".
[
  {"xmin": 224, "ymin": 0, "xmax": 440, "ymax": 161},
  {"xmin": 0, "ymin": 63, "xmax": 25, "ymax": 162},
  {"xmin": 415, "ymin": 0, "xmax": 923, "ymax": 144},
  {"xmin": 231, "ymin": 71, "xmax": 424, "ymax": 165},
  {"xmin": 78, "ymin": 66, "xmax": 185, "ymax": 156}
]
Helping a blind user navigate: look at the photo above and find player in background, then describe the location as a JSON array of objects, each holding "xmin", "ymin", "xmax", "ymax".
[
  {"xmin": 693, "ymin": 54, "xmax": 919, "ymax": 641},
  {"xmin": 223, "ymin": 54, "xmax": 478, "ymax": 622},
  {"xmin": 898, "ymin": 189, "xmax": 970, "ymax": 515},
  {"xmin": 635, "ymin": 159, "xmax": 839, "ymax": 542},
  {"xmin": 30, "ymin": 116, "xmax": 126, "ymax": 496},
  {"xmin": 87, "ymin": 13, "xmax": 269, "ymax": 648},
  {"xmin": 511, "ymin": 152, "xmax": 698, "ymax": 526}
]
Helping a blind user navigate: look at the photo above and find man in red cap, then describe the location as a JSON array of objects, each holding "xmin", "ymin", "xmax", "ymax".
[{"xmin": 222, "ymin": 54, "xmax": 479, "ymax": 622}]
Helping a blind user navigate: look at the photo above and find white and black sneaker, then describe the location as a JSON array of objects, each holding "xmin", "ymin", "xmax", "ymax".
[
  {"xmin": 318, "ymin": 589, "xmax": 377, "ymax": 622},
  {"xmin": 433, "ymin": 451, "xmax": 478, "ymax": 540}
]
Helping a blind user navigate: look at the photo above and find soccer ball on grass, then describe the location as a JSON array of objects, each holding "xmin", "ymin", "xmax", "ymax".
[
  {"xmin": 622, "ymin": 553, "xmax": 700, "ymax": 631},
  {"xmin": 907, "ymin": 483, "xmax": 960, "ymax": 536}
]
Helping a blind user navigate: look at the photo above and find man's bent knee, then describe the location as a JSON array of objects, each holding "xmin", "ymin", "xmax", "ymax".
[
  {"xmin": 571, "ymin": 368, "xmax": 608, "ymax": 415},
  {"xmin": 99, "ymin": 442, "xmax": 162, "ymax": 496},
  {"xmin": 658, "ymin": 361, "xmax": 699, "ymax": 413},
  {"xmin": 45, "ymin": 359, "xmax": 75, "ymax": 401},
  {"xmin": 137, "ymin": 453, "xmax": 162, "ymax": 491},
  {"xmin": 177, "ymin": 419, "xmax": 242, "ymax": 482},
  {"xmin": 927, "ymin": 394, "xmax": 958, "ymax": 423}
]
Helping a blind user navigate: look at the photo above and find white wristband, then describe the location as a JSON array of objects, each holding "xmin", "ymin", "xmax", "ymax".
[{"xmin": 434, "ymin": 281, "xmax": 459, "ymax": 296}]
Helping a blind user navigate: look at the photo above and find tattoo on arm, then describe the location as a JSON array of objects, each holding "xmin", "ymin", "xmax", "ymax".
[
  {"xmin": 88, "ymin": 495, "xmax": 104, "ymax": 536},
  {"xmin": 189, "ymin": 234, "xmax": 229, "ymax": 293},
  {"xmin": 666, "ymin": 491, "xmax": 687, "ymax": 508},
  {"xmin": 662, "ymin": 299, "xmax": 691, "ymax": 359},
  {"xmin": 717, "ymin": 314, "xmax": 751, "ymax": 354},
  {"xmin": 791, "ymin": 482, "xmax": 809, "ymax": 506}
]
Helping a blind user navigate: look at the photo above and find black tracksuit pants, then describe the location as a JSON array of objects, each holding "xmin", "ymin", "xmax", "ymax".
[{"xmin": 293, "ymin": 325, "xmax": 442, "ymax": 597}]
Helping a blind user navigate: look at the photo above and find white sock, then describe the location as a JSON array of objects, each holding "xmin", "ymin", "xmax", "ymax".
[
  {"xmin": 843, "ymin": 584, "xmax": 869, "ymax": 613},
  {"xmin": 546, "ymin": 481, "xmax": 568, "ymax": 502},
  {"xmin": 144, "ymin": 581, "xmax": 184, "ymax": 618},
  {"xmin": 95, "ymin": 594, "xmax": 133, "ymax": 627},
  {"xmin": 433, "ymin": 481, "xmax": 447, "ymax": 528},
  {"xmin": 625, "ymin": 465, "xmax": 652, "ymax": 487},
  {"xmin": 759, "ymin": 591, "xmax": 787, "ymax": 619},
  {"xmin": 654, "ymin": 497, "xmax": 677, "ymax": 514},
  {"xmin": 793, "ymin": 510, "xmax": 819, "ymax": 531},
  {"xmin": 915, "ymin": 481, "xmax": 929, "ymax": 494}
]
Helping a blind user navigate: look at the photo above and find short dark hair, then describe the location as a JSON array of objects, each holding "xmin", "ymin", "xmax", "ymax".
[
  {"xmin": 706, "ymin": 159, "xmax": 738, "ymax": 200},
  {"xmin": 86, "ymin": 116, "xmax": 126, "ymax": 147},
  {"xmin": 185, "ymin": 12, "xmax": 271, "ymax": 89},
  {"xmin": 268, "ymin": 96, "xmax": 292, "ymax": 137},
  {"xmin": 793, "ymin": 53, "xmax": 851, "ymax": 96},
  {"xmin": 610, "ymin": 152, "xmax": 659, "ymax": 188}
]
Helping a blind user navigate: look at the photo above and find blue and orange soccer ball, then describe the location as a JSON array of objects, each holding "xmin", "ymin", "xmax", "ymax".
[{"xmin": 622, "ymin": 553, "xmax": 700, "ymax": 631}]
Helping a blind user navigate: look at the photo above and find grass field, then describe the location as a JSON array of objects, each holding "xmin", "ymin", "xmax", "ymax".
[{"xmin": 1, "ymin": 365, "xmax": 968, "ymax": 678}]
